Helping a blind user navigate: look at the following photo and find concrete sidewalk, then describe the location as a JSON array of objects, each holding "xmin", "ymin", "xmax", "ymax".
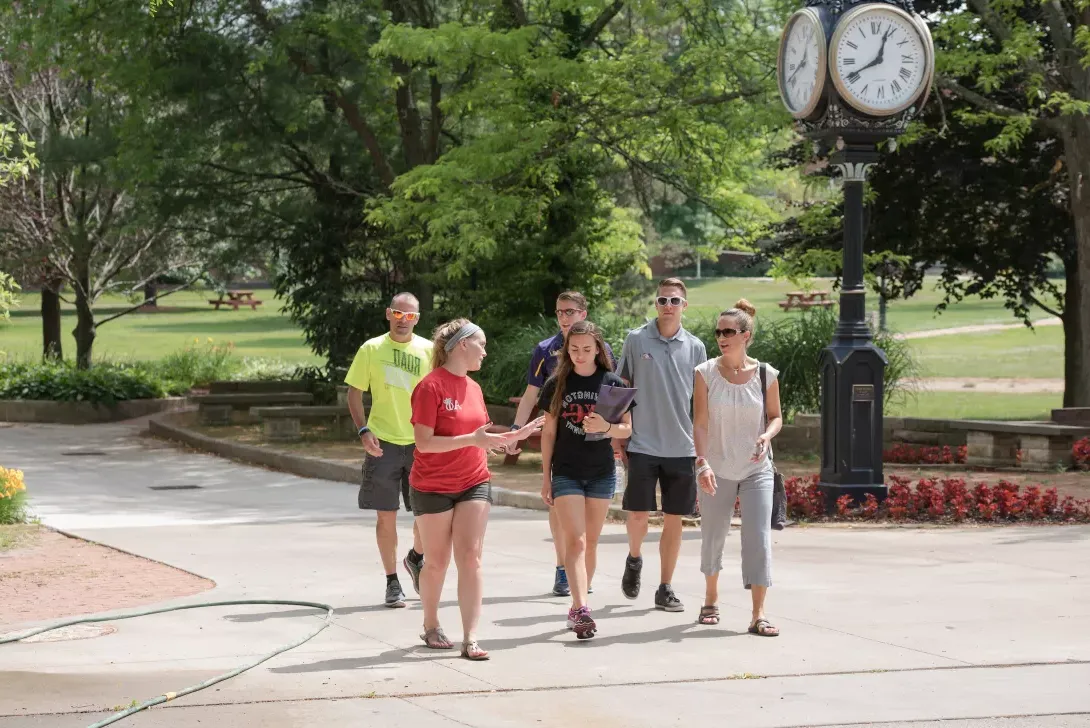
[{"xmin": 1, "ymin": 421, "xmax": 1089, "ymax": 727}]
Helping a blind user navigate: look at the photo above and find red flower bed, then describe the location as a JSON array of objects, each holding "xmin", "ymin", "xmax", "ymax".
[
  {"xmin": 883, "ymin": 444, "xmax": 967, "ymax": 464},
  {"xmin": 1074, "ymin": 437, "xmax": 1090, "ymax": 471},
  {"xmin": 783, "ymin": 475, "xmax": 1090, "ymax": 523}
]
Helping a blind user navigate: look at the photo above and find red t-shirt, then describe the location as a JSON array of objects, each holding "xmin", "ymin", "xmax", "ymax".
[{"xmin": 409, "ymin": 367, "xmax": 491, "ymax": 493}]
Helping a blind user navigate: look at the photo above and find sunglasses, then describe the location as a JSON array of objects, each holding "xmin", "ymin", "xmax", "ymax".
[
  {"xmin": 555, "ymin": 308, "xmax": 585, "ymax": 317},
  {"xmin": 390, "ymin": 309, "xmax": 420, "ymax": 322},
  {"xmin": 656, "ymin": 296, "xmax": 686, "ymax": 307},
  {"xmin": 715, "ymin": 328, "xmax": 745, "ymax": 338}
]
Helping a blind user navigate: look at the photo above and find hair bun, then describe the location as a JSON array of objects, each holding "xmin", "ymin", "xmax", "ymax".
[{"xmin": 734, "ymin": 298, "xmax": 757, "ymax": 317}]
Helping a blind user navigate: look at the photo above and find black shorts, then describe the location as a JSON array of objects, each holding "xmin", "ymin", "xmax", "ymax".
[
  {"xmin": 359, "ymin": 441, "xmax": 414, "ymax": 512},
  {"xmin": 410, "ymin": 482, "xmax": 492, "ymax": 516},
  {"xmin": 622, "ymin": 452, "xmax": 696, "ymax": 516}
]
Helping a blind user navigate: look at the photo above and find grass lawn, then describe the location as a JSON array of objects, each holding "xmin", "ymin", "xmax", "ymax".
[
  {"xmin": 887, "ymin": 391, "xmax": 1061, "ymax": 420},
  {"xmin": 1, "ymin": 290, "xmax": 320, "ymax": 364},
  {"xmin": 909, "ymin": 325, "xmax": 1063, "ymax": 379},
  {"xmin": 673, "ymin": 276, "xmax": 1061, "ymax": 333}
]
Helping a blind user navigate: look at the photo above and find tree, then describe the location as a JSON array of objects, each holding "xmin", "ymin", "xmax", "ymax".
[
  {"xmin": 927, "ymin": 0, "xmax": 1090, "ymax": 405},
  {"xmin": 0, "ymin": 47, "xmax": 206, "ymax": 367},
  {"xmin": 771, "ymin": 87, "xmax": 1076, "ymax": 400}
]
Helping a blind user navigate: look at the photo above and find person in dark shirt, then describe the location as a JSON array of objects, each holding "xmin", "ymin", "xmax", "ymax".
[
  {"xmin": 508, "ymin": 290, "xmax": 614, "ymax": 597},
  {"xmin": 538, "ymin": 321, "xmax": 633, "ymax": 639}
]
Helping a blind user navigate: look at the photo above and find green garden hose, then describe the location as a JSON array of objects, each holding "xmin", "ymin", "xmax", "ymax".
[{"xmin": 1, "ymin": 599, "xmax": 335, "ymax": 728}]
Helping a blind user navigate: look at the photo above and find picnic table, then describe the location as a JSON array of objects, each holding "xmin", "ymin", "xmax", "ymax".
[
  {"xmin": 778, "ymin": 290, "xmax": 834, "ymax": 311},
  {"xmin": 208, "ymin": 290, "xmax": 263, "ymax": 311}
]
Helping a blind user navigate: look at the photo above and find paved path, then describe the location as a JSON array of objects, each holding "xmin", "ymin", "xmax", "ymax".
[
  {"xmin": 909, "ymin": 377, "xmax": 1065, "ymax": 394},
  {"xmin": 1, "ymin": 420, "xmax": 1089, "ymax": 727},
  {"xmin": 897, "ymin": 317, "xmax": 1062, "ymax": 340}
]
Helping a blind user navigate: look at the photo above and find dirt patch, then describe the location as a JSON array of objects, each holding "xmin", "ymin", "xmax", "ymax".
[{"xmin": 0, "ymin": 525, "xmax": 213, "ymax": 632}]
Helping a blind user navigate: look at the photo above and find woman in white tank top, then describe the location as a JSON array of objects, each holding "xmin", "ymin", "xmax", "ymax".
[{"xmin": 692, "ymin": 298, "xmax": 783, "ymax": 636}]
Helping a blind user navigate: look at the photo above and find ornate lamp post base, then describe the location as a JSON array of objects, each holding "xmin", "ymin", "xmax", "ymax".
[{"xmin": 817, "ymin": 137, "xmax": 888, "ymax": 509}]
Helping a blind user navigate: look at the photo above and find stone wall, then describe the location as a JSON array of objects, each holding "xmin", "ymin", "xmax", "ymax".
[
  {"xmin": 775, "ymin": 414, "xmax": 968, "ymax": 457},
  {"xmin": 0, "ymin": 397, "xmax": 189, "ymax": 425}
]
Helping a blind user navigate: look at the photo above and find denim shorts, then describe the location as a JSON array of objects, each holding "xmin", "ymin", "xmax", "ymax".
[{"xmin": 551, "ymin": 472, "xmax": 617, "ymax": 500}]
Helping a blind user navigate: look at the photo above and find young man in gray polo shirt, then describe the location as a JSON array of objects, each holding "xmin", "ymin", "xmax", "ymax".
[{"xmin": 614, "ymin": 277, "xmax": 707, "ymax": 612}]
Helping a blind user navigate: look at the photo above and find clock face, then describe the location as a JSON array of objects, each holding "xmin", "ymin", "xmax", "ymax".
[
  {"xmin": 830, "ymin": 5, "xmax": 930, "ymax": 116},
  {"xmin": 777, "ymin": 9, "xmax": 826, "ymax": 119}
]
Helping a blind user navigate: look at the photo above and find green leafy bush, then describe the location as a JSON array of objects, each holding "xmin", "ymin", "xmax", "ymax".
[
  {"xmin": 156, "ymin": 339, "xmax": 237, "ymax": 388},
  {"xmin": 0, "ymin": 361, "xmax": 167, "ymax": 404},
  {"xmin": 0, "ymin": 466, "xmax": 27, "ymax": 525},
  {"xmin": 686, "ymin": 306, "xmax": 918, "ymax": 418},
  {"xmin": 476, "ymin": 314, "xmax": 643, "ymax": 404}
]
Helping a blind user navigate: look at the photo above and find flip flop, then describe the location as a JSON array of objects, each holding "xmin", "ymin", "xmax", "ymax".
[
  {"xmin": 461, "ymin": 639, "xmax": 490, "ymax": 661},
  {"xmin": 420, "ymin": 626, "xmax": 453, "ymax": 649}
]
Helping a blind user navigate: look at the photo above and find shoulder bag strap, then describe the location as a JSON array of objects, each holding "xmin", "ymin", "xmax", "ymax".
[{"xmin": 758, "ymin": 361, "xmax": 774, "ymax": 463}]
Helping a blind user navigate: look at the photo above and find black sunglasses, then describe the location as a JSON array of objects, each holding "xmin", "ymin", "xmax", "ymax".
[{"xmin": 714, "ymin": 327, "xmax": 746, "ymax": 338}]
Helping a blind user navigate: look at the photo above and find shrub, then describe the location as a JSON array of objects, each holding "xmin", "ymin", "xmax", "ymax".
[
  {"xmin": 687, "ymin": 306, "xmax": 918, "ymax": 418},
  {"xmin": 783, "ymin": 474, "xmax": 1090, "ymax": 524},
  {"xmin": 1074, "ymin": 437, "xmax": 1090, "ymax": 471},
  {"xmin": 155, "ymin": 339, "xmax": 236, "ymax": 388},
  {"xmin": 0, "ymin": 466, "xmax": 27, "ymax": 525},
  {"xmin": 0, "ymin": 361, "xmax": 167, "ymax": 404},
  {"xmin": 883, "ymin": 444, "xmax": 967, "ymax": 464},
  {"xmin": 477, "ymin": 313, "xmax": 642, "ymax": 405}
]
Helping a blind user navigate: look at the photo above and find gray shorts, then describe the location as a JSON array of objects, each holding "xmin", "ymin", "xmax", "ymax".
[
  {"xmin": 410, "ymin": 482, "xmax": 492, "ymax": 516},
  {"xmin": 359, "ymin": 441, "xmax": 414, "ymax": 512}
]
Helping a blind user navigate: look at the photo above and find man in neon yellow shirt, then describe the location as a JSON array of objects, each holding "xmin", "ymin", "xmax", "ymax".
[{"xmin": 345, "ymin": 292, "xmax": 433, "ymax": 608}]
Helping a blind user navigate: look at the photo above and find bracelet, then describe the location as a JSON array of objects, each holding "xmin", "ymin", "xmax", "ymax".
[
  {"xmin": 696, "ymin": 464, "xmax": 712, "ymax": 476},
  {"xmin": 510, "ymin": 424, "xmax": 521, "ymax": 431},
  {"xmin": 358, "ymin": 425, "xmax": 370, "ymax": 437},
  {"xmin": 606, "ymin": 422, "xmax": 612, "ymax": 434}
]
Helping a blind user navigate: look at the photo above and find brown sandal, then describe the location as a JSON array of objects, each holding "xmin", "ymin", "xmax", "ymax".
[
  {"xmin": 420, "ymin": 626, "xmax": 453, "ymax": 649},
  {"xmin": 461, "ymin": 639, "xmax": 490, "ymax": 661},
  {"xmin": 698, "ymin": 605, "xmax": 720, "ymax": 625},
  {"xmin": 748, "ymin": 618, "xmax": 779, "ymax": 637}
]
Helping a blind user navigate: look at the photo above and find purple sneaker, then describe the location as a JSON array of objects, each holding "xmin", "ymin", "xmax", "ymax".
[{"xmin": 572, "ymin": 607, "xmax": 596, "ymax": 640}]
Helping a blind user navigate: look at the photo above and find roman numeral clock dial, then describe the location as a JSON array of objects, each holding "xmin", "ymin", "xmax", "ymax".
[
  {"xmin": 777, "ymin": 8, "xmax": 827, "ymax": 120},
  {"xmin": 830, "ymin": 4, "xmax": 933, "ymax": 117}
]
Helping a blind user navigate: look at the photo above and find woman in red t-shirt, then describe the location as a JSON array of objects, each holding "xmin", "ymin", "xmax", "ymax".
[{"xmin": 411, "ymin": 318, "xmax": 543, "ymax": 660}]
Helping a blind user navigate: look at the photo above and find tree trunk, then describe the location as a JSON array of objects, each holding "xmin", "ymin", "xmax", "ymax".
[
  {"xmin": 143, "ymin": 281, "xmax": 158, "ymax": 308},
  {"xmin": 1060, "ymin": 118, "xmax": 1090, "ymax": 406},
  {"xmin": 72, "ymin": 268, "xmax": 96, "ymax": 370},
  {"xmin": 41, "ymin": 278, "xmax": 63, "ymax": 361},
  {"xmin": 1063, "ymin": 257, "xmax": 1080, "ymax": 407}
]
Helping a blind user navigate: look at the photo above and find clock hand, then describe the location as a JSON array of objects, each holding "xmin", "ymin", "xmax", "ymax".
[
  {"xmin": 787, "ymin": 51, "xmax": 808, "ymax": 83},
  {"xmin": 846, "ymin": 26, "xmax": 893, "ymax": 84}
]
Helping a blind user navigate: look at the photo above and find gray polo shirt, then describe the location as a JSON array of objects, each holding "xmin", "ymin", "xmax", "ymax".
[{"xmin": 618, "ymin": 320, "xmax": 708, "ymax": 458}]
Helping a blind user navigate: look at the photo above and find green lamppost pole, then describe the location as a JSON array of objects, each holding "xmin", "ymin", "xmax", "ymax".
[{"xmin": 775, "ymin": 0, "xmax": 934, "ymax": 507}]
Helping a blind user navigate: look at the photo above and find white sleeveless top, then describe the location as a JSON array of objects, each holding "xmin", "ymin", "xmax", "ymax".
[{"xmin": 696, "ymin": 358, "xmax": 778, "ymax": 481}]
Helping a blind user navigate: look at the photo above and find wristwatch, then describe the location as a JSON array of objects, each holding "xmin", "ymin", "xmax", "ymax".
[{"xmin": 358, "ymin": 425, "xmax": 370, "ymax": 437}]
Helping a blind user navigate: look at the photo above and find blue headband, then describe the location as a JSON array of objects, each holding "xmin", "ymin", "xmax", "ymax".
[{"xmin": 444, "ymin": 322, "xmax": 482, "ymax": 352}]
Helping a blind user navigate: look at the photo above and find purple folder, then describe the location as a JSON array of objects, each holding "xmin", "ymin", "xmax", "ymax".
[{"xmin": 585, "ymin": 383, "xmax": 637, "ymax": 441}]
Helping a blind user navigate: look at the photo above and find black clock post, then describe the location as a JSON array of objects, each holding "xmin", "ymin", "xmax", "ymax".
[{"xmin": 777, "ymin": 0, "xmax": 934, "ymax": 509}]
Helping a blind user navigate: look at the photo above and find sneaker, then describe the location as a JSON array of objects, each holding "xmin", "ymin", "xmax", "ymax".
[
  {"xmin": 654, "ymin": 583, "xmax": 684, "ymax": 612},
  {"xmin": 566, "ymin": 607, "xmax": 579, "ymax": 630},
  {"xmin": 403, "ymin": 550, "xmax": 423, "ymax": 595},
  {"xmin": 385, "ymin": 579, "xmax": 407, "ymax": 608},
  {"xmin": 553, "ymin": 566, "xmax": 570, "ymax": 597},
  {"xmin": 621, "ymin": 555, "xmax": 642, "ymax": 600},
  {"xmin": 588, "ymin": 583, "xmax": 594, "ymax": 595},
  {"xmin": 572, "ymin": 607, "xmax": 597, "ymax": 640}
]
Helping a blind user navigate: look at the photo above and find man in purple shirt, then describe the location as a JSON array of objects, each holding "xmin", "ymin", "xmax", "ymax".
[{"xmin": 509, "ymin": 291, "xmax": 614, "ymax": 596}]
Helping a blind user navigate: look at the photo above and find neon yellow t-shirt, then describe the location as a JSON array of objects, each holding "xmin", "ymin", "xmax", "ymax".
[{"xmin": 344, "ymin": 334, "xmax": 433, "ymax": 445}]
